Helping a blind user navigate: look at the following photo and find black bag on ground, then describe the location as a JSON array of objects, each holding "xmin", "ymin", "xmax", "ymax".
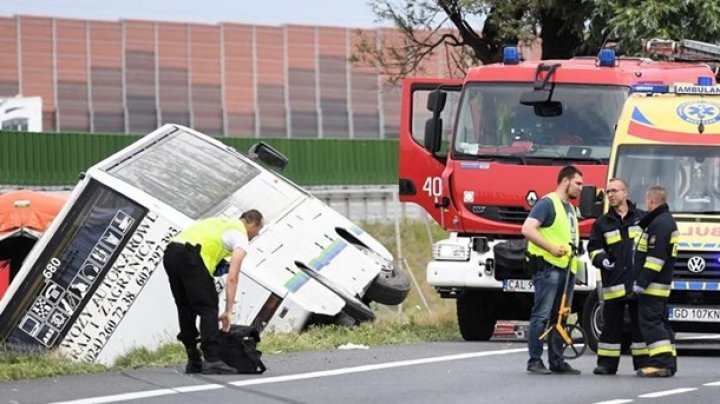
[{"xmin": 219, "ymin": 325, "xmax": 267, "ymax": 374}]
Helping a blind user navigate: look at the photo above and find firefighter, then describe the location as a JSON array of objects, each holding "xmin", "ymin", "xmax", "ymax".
[
  {"xmin": 522, "ymin": 165, "xmax": 583, "ymax": 375},
  {"xmin": 633, "ymin": 185, "xmax": 678, "ymax": 377},
  {"xmin": 588, "ymin": 178, "xmax": 647, "ymax": 375}
]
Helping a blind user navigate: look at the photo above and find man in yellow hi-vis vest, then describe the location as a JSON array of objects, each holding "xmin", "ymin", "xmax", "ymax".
[
  {"xmin": 163, "ymin": 210, "xmax": 263, "ymax": 374},
  {"xmin": 522, "ymin": 165, "xmax": 583, "ymax": 375}
]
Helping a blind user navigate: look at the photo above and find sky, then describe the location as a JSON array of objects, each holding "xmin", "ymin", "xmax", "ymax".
[{"xmin": 0, "ymin": 0, "xmax": 387, "ymax": 28}]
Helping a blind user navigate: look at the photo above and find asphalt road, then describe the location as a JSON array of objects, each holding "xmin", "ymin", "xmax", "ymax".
[{"xmin": 3, "ymin": 337, "xmax": 720, "ymax": 404}]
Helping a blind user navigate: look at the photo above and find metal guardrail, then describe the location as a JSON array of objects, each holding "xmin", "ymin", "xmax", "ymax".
[{"xmin": 306, "ymin": 185, "xmax": 426, "ymax": 221}]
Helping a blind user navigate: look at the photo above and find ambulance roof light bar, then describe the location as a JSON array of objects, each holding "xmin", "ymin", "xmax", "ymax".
[{"xmin": 631, "ymin": 79, "xmax": 720, "ymax": 95}]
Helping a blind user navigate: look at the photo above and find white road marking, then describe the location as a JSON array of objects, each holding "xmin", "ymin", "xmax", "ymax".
[
  {"xmin": 702, "ymin": 381, "xmax": 720, "ymax": 386},
  {"xmin": 229, "ymin": 347, "xmax": 528, "ymax": 387},
  {"xmin": 174, "ymin": 384, "xmax": 224, "ymax": 393},
  {"xmin": 49, "ymin": 347, "xmax": 528, "ymax": 404},
  {"xmin": 591, "ymin": 400, "xmax": 633, "ymax": 404},
  {"xmin": 638, "ymin": 388, "xmax": 698, "ymax": 398},
  {"xmin": 51, "ymin": 384, "xmax": 225, "ymax": 403},
  {"xmin": 50, "ymin": 389, "xmax": 177, "ymax": 404}
]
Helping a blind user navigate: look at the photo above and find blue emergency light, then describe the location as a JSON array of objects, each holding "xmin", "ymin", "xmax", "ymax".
[
  {"xmin": 597, "ymin": 48, "xmax": 616, "ymax": 67},
  {"xmin": 503, "ymin": 46, "xmax": 520, "ymax": 65},
  {"xmin": 698, "ymin": 76, "xmax": 713, "ymax": 86}
]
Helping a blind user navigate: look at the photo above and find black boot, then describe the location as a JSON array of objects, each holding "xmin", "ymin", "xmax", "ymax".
[{"xmin": 185, "ymin": 346, "xmax": 203, "ymax": 374}]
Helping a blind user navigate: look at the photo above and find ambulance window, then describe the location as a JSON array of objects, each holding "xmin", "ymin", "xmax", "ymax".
[{"xmin": 106, "ymin": 129, "xmax": 261, "ymax": 219}]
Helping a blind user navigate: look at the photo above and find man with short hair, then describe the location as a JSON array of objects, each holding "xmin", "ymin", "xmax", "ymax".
[
  {"xmin": 588, "ymin": 178, "xmax": 647, "ymax": 375},
  {"xmin": 633, "ymin": 186, "xmax": 678, "ymax": 377},
  {"xmin": 522, "ymin": 165, "xmax": 583, "ymax": 375},
  {"xmin": 163, "ymin": 209, "xmax": 264, "ymax": 374}
]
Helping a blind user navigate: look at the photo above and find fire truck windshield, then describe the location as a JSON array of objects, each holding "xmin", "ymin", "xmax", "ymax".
[
  {"xmin": 615, "ymin": 145, "xmax": 720, "ymax": 214},
  {"xmin": 452, "ymin": 83, "xmax": 627, "ymax": 162}
]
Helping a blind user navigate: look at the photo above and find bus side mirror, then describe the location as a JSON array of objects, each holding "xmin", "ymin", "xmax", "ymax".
[
  {"xmin": 248, "ymin": 142, "xmax": 289, "ymax": 171},
  {"xmin": 579, "ymin": 185, "xmax": 603, "ymax": 219}
]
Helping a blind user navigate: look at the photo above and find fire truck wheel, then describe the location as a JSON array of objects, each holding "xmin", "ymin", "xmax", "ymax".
[
  {"xmin": 582, "ymin": 291, "xmax": 602, "ymax": 353},
  {"xmin": 457, "ymin": 291, "xmax": 496, "ymax": 341},
  {"xmin": 295, "ymin": 261, "xmax": 376, "ymax": 324},
  {"xmin": 352, "ymin": 245, "xmax": 410, "ymax": 306}
]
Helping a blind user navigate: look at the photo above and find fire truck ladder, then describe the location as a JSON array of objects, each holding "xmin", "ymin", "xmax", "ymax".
[{"xmin": 644, "ymin": 38, "xmax": 720, "ymax": 76}]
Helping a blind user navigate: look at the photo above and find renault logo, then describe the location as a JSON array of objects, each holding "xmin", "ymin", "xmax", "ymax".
[
  {"xmin": 526, "ymin": 191, "xmax": 538, "ymax": 207},
  {"xmin": 688, "ymin": 256, "xmax": 706, "ymax": 273}
]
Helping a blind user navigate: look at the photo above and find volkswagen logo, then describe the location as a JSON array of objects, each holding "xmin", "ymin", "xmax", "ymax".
[{"xmin": 687, "ymin": 256, "xmax": 706, "ymax": 273}]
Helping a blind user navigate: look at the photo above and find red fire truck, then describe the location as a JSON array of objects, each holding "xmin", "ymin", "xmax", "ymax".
[{"xmin": 399, "ymin": 42, "xmax": 719, "ymax": 348}]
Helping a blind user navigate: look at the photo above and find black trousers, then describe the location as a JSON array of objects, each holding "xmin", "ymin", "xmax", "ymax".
[
  {"xmin": 163, "ymin": 242, "xmax": 220, "ymax": 361},
  {"xmin": 638, "ymin": 295, "xmax": 676, "ymax": 371},
  {"xmin": 596, "ymin": 296, "xmax": 648, "ymax": 371}
]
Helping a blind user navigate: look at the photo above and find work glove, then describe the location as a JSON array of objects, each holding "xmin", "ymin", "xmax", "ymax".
[
  {"xmin": 214, "ymin": 260, "xmax": 229, "ymax": 277},
  {"xmin": 601, "ymin": 258, "xmax": 615, "ymax": 271},
  {"xmin": 632, "ymin": 284, "xmax": 645, "ymax": 294}
]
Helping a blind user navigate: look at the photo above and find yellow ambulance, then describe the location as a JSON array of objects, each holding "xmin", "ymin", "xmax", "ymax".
[{"xmin": 582, "ymin": 78, "xmax": 720, "ymax": 335}]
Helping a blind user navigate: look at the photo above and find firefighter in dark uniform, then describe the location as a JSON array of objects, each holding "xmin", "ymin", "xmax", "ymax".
[
  {"xmin": 633, "ymin": 185, "xmax": 678, "ymax": 377},
  {"xmin": 588, "ymin": 178, "xmax": 647, "ymax": 375}
]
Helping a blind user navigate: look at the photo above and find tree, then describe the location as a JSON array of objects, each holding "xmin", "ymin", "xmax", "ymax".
[
  {"xmin": 354, "ymin": 0, "xmax": 595, "ymax": 83},
  {"xmin": 355, "ymin": 0, "xmax": 720, "ymax": 84},
  {"xmin": 590, "ymin": 0, "xmax": 720, "ymax": 55}
]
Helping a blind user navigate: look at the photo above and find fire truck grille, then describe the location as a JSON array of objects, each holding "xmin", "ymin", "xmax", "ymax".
[{"xmin": 465, "ymin": 204, "xmax": 529, "ymax": 224}]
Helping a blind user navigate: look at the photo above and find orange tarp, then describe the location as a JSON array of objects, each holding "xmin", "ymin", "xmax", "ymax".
[{"xmin": 0, "ymin": 190, "xmax": 68, "ymax": 235}]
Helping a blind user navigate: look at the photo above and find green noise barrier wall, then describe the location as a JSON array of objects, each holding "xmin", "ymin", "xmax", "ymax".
[{"xmin": 0, "ymin": 131, "xmax": 399, "ymax": 186}]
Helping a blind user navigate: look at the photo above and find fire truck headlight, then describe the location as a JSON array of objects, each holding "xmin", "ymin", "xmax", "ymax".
[{"xmin": 433, "ymin": 243, "xmax": 471, "ymax": 261}]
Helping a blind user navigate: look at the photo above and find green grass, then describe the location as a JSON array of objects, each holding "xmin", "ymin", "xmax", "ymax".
[
  {"xmin": 1, "ymin": 220, "xmax": 461, "ymax": 381},
  {"xmin": 0, "ymin": 349, "xmax": 107, "ymax": 381}
]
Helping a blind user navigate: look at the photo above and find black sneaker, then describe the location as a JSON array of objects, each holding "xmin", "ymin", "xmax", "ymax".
[
  {"xmin": 185, "ymin": 347, "xmax": 202, "ymax": 374},
  {"xmin": 202, "ymin": 360, "xmax": 237, "ymax": 375},
  {"xmin": 550, "ymin": 362, "xmax": 581, "ymax": 375},
  {"xmin": 593, "ymin": 366, "xmax": 616, "ymax": 375},
  {"xmin": 527, "ymin": 361, "xmax": 552, "ymax": 375}
]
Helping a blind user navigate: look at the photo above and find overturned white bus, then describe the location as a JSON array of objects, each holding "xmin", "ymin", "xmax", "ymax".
[{"xmin": 0, "ymin": 124, "xmax": 409, "ymax": 364}]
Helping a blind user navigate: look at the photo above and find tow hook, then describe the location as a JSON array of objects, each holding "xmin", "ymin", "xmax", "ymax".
[{"xmin": 478, "ymin": 258, "xmax": 495, "ymax": 276}]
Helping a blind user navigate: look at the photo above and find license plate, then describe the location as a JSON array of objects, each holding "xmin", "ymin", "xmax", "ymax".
[
  {"xmin": 502, "ymin": 279, "xmax": 534, "ymax": 293},
  {"xmin": 668, "ymin": 306, "xmax": 720, "ymax": 322}
]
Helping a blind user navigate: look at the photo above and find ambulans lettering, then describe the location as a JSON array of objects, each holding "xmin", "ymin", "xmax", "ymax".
[{"xmin": 680, "ymin": 226, "xmax": 720, "ymax": 237}]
